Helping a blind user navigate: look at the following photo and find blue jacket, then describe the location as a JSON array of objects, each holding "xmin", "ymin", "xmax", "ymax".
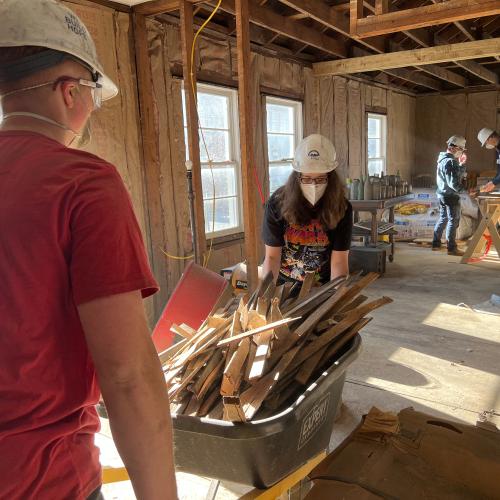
[
  {"xmin": 436, "ymin": 152, "xmax": 465, "ymax": 197},
  {"xmin": 493, "ymin": 147, "xmax": 500, "ymax": 186}
]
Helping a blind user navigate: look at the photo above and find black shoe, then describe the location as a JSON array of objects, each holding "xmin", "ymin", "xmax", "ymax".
[
  {"xmin": 447, "ymin": 248, "xmax": 464, "ymax": 256},
  {"xmin": 431, "ymin": 246, "xmax": 441, "ymax": 251}
]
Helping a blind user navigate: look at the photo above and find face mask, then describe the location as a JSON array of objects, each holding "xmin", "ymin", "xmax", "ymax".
[
  {"xmin": 485, "ymin": 144, "xmax": 495, "ymax": 150},
  {"xmin": 301, "ymin": 183, "xmax": 327, "ymax": 206}
]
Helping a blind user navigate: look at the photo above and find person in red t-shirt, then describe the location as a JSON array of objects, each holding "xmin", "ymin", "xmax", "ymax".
[{"xmin": 0, "ymin": 1, "xmax": 177, "ymax": 499}]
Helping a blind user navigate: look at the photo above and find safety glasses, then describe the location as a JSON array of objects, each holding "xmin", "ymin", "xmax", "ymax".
[
  {"xmin": 299, "ymin": 175, "xmax": 329, "ymax": 185},
  {"xmin": 53, "ymin": 76, "xmax": 103, "ymax": 109}
]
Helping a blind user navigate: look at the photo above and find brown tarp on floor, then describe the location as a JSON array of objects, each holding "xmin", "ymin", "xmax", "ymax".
[{"xmin": 306, "ymin": 407, "xmax": 500, "ymax": 500}]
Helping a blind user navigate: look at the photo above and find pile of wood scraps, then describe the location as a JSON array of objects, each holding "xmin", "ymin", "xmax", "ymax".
[{"xmin": 164, "ymin": 272, "xmax": 392, "ymax": 423}]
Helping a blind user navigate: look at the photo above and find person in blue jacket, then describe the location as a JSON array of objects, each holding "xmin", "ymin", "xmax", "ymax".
[
  {"xmin": 432, "ymin": 135, "xmax": 468, "ymax": 256},
  {"xmin": 477, "ymin": 128, "xmax": 500, "ymax": 192}
]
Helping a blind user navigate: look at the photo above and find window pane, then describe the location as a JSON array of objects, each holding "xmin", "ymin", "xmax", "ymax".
[
  {"xmin": 368, "ymin": 117, "xmax": 381, "ymax": 138},
  {"xmin": 268, "ymin": 134, "xmax": 294, "ymax": 161},
  {"xmin": 197, "ymin": 92, "xmax": 229, "ymax": 129},
  {"xmin": 368, "ymin": 159, "xmax": 384, "ymax": 176},
  {"xmin": 269, "ymin": 162, "xmax": 293, "ymax": 193},
  {"xmin": 267, "ymin": 104, "xmax": 294, "ymax": 134},
  {"xmin": 201, "ymin": 166, "xmax": 237, "ymax": 199},
  {"xmin": 204, "ymin": 197, "xmax": 239, "ymax": 233},
  {"xmin": 199, "ymin": 129, "xmax": 230, "ymax": 162},
  {"xmin": 368, "ymin": 138, "xmax": 381, "ymax": 159}
]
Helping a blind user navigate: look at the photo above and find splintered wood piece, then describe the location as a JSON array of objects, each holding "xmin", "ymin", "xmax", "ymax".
[
  {"xmin": 318, "ymin": 317, "xmax": 372, "ymax": 373},
  {"xmin": 223, "ymin": 396, "xmax": 247, "ymax": 422},
  {"xmin": 203, "ymin": 284, "xmax": 233, "ymax": 324},
  {"xmin": 292, "ymin": 296, "xmax": 393, "ymax": 368},
  {"xmin": 257, "ymin": 297, "xmax": 270, "ymax": 317},
  {"xmin": 224, "ymin": 307, "xmax": 243, "ymax": 370},
  {"xmin": 283, "ymin": 275, "xmax": 345, "ymax": 317},
  {"xmin": 244, "ymin": 341, "xmax": 257, "ymax": 382},
  {"xmin": 316, "ymin": 318, "xmax": 335, "ymax": 333},
  {"xmin": 337, "ymin": 295, "xmax": 368, "ymax": 314},
  {"xmin": 197, "ymin": 358, "xmax": 224, "ymax": 401},
  {"xmin": 197, "ymin": 384, "xmax": 221, "ymax": 417},
  {"xmin": 216, "ymin": 316, "xmax": 300, "ymax": 347},
  {"xmin": 247, "ymin": 310, "xmax": 267, "ymax": 330},
  {"xmin": 207, "ymin": 316, "xmax": 229, "ymax": 328},
  {"xmin": 240, "ymin": 344, "xmax": 302, "ymax": 420},
  {"xmin": 273, "ymin": 284, "xmax": 285, "ymax": 306},
  {"xmin": 168, "ymin": 352, "xmax": 211, "ymax": 399},
  {"xmin": 256, "ymin": 272, "xmax": 274, "ymax": 299},
  {"xmin": 171, "ymin": 393, "xmax": 190, "ymax": 415},
  {"xmin": 282, "ymin": 281, "xmax": 294, "ymax": 301},
  {"xmin": 170, "ymin": 323, "xmax": 195, "ymax": 339},
  {"xmin": 240, "ymin": 301, "xmax": 250, "ymax": 330},
  {"xmin": 266, "ymin": 381, "xmax": 302, "ymax": 412},
  {"xmin": 159, "ymin": 338, "xmax": 187, "ymax": 366},
  {"xmin": 207, "ymin": 400, "xmax": 224, "ymax": 420},
  {"xmin": 269, "ymin": 298, "xmax": 289, "ymax": 342},
  {"xmin": 248, "ymin": 332, "xmax": 273, "ymax": 380},
  {"xmin": 164, "ymin": 365, "xmax": 184, "ymax": 385},
  {"xmin": 180, "ymin": 323, "xmax": 197, "ymax": 336},
  {"xmin": 221, "ymin": 338, "xmax": 250, "ymax": 396},
  {"xmin": 329, "ymin": 273, "xmax": 379, "ymax": 315},
  {"xmin": 185, "ymin": 393, "xmax": 201, "ymax": 416},
  {"xmin": 297, "ymin": 271, "xmax": 316, "ymax": 300},
  {"xmin": 181, "ymin": 317, "xmax": 232, "ymax": 365},
  {"xmin": 295, "ymin": 343, "xmax": 325, "ymax": 386},
  {"xmin": 191, "ymin": 351, "xmax": 223, "ymax": 397},
  {"xmin": 291, "ymin": 283, "xmax": 351, "ymax": 339},
  {"xmin": 262, "ymin": 281, "xmax": 276, "ymax": 302}
]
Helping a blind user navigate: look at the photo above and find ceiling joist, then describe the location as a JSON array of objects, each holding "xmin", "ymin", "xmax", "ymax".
[
  {"xmin": 314, "ymin": 38, "xmax": 500, "ymax": 76},
  {"xmin": 352, "ymin": 0, "xmax": 500, "ymax": 38}
]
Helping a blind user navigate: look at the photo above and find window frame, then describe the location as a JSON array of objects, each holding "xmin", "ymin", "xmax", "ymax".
[
  {"xmin": 182, "ymin": 82, "xmax": 243, "ymax": 239},
  {"xmin": 366, "ymin": 112, "xmax": 387, "ymax": 177},
  {"xmin": 265, "ymin": 96, "xmax": 303, "ymax": 194}
]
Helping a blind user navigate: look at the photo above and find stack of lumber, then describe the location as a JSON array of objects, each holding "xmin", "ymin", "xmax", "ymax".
[{"xmin": 163, "ymin": 272, "xmax": 392, "ymax": 422}]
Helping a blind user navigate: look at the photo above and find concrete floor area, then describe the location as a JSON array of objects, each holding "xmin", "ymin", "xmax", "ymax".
[{"xmin": 100, "ymin": 243, "xmax": 500, "ymax": 499}]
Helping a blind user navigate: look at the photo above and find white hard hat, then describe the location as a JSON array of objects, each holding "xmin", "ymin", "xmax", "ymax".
[
  {"xmin": 446, "ymin": 135, "xmax": 467, "ymax": 150},
  {"xmin": 0, "ymin": 0, "xmax": 118, "ymax": 101},
  {"xmin": 293, "ymin": 134, "xmax": 338, "ymax": 174},
  {"xmin": 477, "ymin": 128, "xmax": 495, "ymax": 147}
]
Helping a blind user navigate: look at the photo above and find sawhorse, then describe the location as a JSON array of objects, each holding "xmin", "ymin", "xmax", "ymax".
[{"xmin": 461, "ymin": 194, "xmax": 500, "ymax": 264}]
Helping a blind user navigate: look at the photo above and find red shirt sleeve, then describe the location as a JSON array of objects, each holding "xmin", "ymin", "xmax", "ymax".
[{"xmin": 69, "ymin": 162, "xmax": 158, "ymax": 305}]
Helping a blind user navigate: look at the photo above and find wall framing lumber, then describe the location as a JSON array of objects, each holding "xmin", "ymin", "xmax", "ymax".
[
  {"xmin": 180, "ymin": 1, "xmax": 207, "ymax": 263},
  {"xmin": 235, "ymin": 0, "xmax": 259, "ymax": 290}
]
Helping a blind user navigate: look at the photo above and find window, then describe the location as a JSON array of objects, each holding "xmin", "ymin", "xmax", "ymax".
[
  {"xmin": 266, "ymin": 97, "xmax": 303, "ymax": 193},
  {"xmin": 182, "ymin": 84, "xmax": 242, "ymax": 237},
  {"xmin": 367, "ymin": 113, "xmax": 387, "ymax": 176}
]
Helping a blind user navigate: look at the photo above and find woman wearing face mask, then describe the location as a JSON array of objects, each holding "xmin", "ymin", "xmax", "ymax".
[{"xmin": 262, "ymin": 134, "xmax": 352, "ymax": 290}]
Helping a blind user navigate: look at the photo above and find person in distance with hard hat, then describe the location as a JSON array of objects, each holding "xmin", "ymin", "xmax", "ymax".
[
  {"xmin": 262, "ymin": 134, "xmax": 352, "ymax": 289},
  {"xmin": 431, "ymin": 135, "xmax": 468, "ymax": 256},
  {"xmin": 477, "ymin": 128, "xmax": 500, "ymax": 193},
  {"xmin": 0, "ymin": 2, "xmax": 177, "ymax": 499}
]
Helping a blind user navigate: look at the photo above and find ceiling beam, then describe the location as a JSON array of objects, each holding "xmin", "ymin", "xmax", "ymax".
[
  {"xmin": 353, "ymin": 0, "xmax": 500, "ymax": 38},
  {"xmin": 314, "ymin": 38, "xmax": 500, "ymax": 76},
  {"xmin": 384, "ymin": 68, "xmax": 442, "ymax": 91},
  {"xmin": 419, "ymin": 64, "xmax": 467, "ymax": 87},
  {"xmin": 353, "ymin": 47, "xmax": 442, "ymax": 91},
  {"xmin": 277, "ymin": 0, "xmax": 386, "ymax": 53},
  {"xmin": 134, "ymin": 0, "xmax": 204, "ymax": 15},
  {"xmin": 216, "ymin": 0, "xmax": 347, "ymax": 57}
]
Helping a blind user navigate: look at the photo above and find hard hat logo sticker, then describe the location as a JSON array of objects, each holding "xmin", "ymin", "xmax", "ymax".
[
  {"xmin": 308, "ymin": 150, "xmax": 320, "ymax": 160},
  {"xmin": 65, "ymin": 14, "xmax": 88, "ymax": 39}
]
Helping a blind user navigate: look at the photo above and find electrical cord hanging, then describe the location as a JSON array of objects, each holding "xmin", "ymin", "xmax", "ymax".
[{"xmin": 161, "ymin": 0, "xmax": 221, "ymax": 264}]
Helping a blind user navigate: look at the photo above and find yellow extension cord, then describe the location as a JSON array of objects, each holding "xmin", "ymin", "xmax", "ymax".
[{"xmin": 161, "ymin": 0, "xmax": 223, "ymax": 267}]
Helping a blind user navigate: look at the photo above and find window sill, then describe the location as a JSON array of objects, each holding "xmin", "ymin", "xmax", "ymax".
[{"xmin": 206, "ymin": 232, "xmax": 245, "ymax": 249}]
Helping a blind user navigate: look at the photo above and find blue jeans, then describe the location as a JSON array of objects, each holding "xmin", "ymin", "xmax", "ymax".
[{"xmin": 433, "ymin": 195, "xmax": 461, "ymax": 251}]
